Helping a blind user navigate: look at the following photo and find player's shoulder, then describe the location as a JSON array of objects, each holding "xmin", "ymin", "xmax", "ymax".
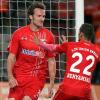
[
  {"xmin": 85, "ymin": 42, "xmax": 99, "ymax": 50},
  {"xmin": 64, "ymin": 41, "xmax": 91, "ymax": 46},
  {"xmin": 13, "ymin": 25, "xmax": 28, "ymax": 35},
  {"xmin": 15, "ymin": 25, "xmax": 28, "ymax": 32},
  {"xmin": 82, "ymin": 42, "xmax": 100, "ymax": 55},
  {"xmin": 67, "ymin": 42, "xmax": 76, "ymax": 45},
  {"xmin": 42, "ymin": 27, "xmax": 53, "ymax": 34},
  {"xmin": 61, "ymin": 42, "xmax": 73, "ymax": 47},
  {"xmin": 95, "ymin": 45, "xmax": 100, "ymax": 54},
  {"xmin": 42, "ymin": 27, "xmax": 49, "ymax": 31},
  {"xmin": 42, "ymin": 27, "xmax": 55, "ymax": 38},
  {"xmin": 66, "ymin": 42, "xmax": 85, "ymax": 49}
]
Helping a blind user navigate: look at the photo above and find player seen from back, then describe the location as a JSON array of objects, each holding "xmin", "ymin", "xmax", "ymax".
[{"xmin": 33, "ymin": 23, "xmax": 100, "ymax": 100}]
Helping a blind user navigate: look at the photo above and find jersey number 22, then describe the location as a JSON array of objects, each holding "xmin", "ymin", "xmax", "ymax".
[{"xmin": 70, "ymin": 52, "xmax": 95, "ymax": 76}]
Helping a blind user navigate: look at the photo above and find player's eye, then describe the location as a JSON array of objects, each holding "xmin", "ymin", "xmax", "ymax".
[
  {"xmin": 38, "ymin": 15, "xmax": 41, "ymax": 17},
  {"xmin": 43, "ymin": 15, "xmax": 45, "ymax": 18}
]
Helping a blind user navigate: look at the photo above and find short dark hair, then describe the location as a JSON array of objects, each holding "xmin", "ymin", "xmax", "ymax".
[
  {"xmin": 27, "ymin": 2, "xmax": 46, "ymax": 16},
  {"xmin": 79, "ymin": 23, "xmax": 95, "ymax": 43}
]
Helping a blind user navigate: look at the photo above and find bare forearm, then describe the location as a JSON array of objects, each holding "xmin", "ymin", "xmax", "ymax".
[
  {"xmin": 7, "ymin": 54, "xmax": 15, "ymax": 78},
  {"xmin": 39, "ymin": 42, "xmax": 57, "ymax": 52},
  {"xmin": 49, "ymin": 64, "xmax": 56, "ymax": 85},
  {"xmin": 50, "ymin": 72, "xmax": 55, "ymax": 85},
  {"xmin": 7, "ymin": 53, "xmax": 18, "ymax": 88},
  {"xmin": 48, "ymin": 58, "xmax": 56, "ymax": 85},
  {"xmin": 47, "ymin": 58, "xmax": 56, "ymax": 97}
]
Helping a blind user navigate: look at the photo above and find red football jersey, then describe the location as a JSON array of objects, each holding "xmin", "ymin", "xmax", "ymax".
[
  {"xmin": 55, "ymin": 40, "xmax": 100, "ymax": 97},
  {"xmin": 7, "ymin": 25, "xmax": 55, "ymax": 85}
]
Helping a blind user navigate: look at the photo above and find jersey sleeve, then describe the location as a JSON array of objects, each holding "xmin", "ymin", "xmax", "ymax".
[
  {"xmin": 39, "ymin": 42, "xmax": 67, "ymax": 53},
  {"xmin": 7, "ymin": 30, "xmax": 20, "ymax": 56},
  {"xmin": 55, "ymin": 42, "xmax": 68, "ymax": 53},
  {"xmin": 39, "ymin": 42, "xmax": 57, "ymax": 51}
]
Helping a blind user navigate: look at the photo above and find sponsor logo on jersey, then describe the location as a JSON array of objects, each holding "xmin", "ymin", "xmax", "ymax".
[{"xmin": 21, "ymin": 49, "xmax": 45, "ymax": 58}]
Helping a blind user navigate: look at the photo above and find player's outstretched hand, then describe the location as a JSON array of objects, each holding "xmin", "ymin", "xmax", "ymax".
[
  {"xmin": 33, "ymin": 32, "xmax": 41, "ymax": 45},
  {"xmin": 60, "ymin": 35, "xmax": 68, "ymax": 43}
]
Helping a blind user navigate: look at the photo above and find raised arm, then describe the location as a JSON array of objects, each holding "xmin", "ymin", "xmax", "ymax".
[
  {"xmin": 39, "ymin": 42, "xmax": 57, "ymax": 52},
  {"xmin": 33, "ymin": 33, "xmax": 67, "ymax": 52}
]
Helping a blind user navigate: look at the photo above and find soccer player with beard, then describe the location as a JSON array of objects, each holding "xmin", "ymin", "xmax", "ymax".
[
  {"xmin": 7, "ymin": 2, "xmax": 56, "ymax": 100},
  {"xmin": 34, "ymin": 23, "xmax": 100, "ymax": 100}
]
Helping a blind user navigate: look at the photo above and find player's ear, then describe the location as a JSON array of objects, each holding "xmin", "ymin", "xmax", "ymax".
[
  {"xmin": 29, "ymin": 15, "xmax": 33, "ymax": 20},
  {"xmin": 79, "ymin": 32, "xmax": 84, "ymax": 41}
]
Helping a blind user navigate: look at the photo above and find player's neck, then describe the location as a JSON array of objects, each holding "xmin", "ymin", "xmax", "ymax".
[
  {"xmin": 29, "ymin": 23, "xmax": 42, "ymax": 32},
  {"xmin": 80, "ymin": 39, "xmax": 91, "ymax": 43}
]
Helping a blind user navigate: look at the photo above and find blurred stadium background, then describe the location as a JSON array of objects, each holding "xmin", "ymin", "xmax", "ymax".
[{"xmin": 0, "ymin": 0, "xmax": 100, "ymax": 100}]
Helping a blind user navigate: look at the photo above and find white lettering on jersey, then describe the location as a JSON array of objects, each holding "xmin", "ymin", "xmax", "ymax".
[
  {"xmin": 70, "ymin": 52, "xmax": 95, "ymax": 76},
  {"xmin": 72, "ymin": 47, "xmax": 98, "ymax": 58},
  {"xmin": 67, "ymin": 73, "xmax": 91, "ymax": 83}
]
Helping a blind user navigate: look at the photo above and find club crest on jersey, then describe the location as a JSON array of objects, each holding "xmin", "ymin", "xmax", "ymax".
[
  {"xmin": 21, "ymin": 37, "xmax": 27, "ymax": 40},
  {"xmin": 21, "ymin": 49, "xmax": 45, "ymax": 58}
]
